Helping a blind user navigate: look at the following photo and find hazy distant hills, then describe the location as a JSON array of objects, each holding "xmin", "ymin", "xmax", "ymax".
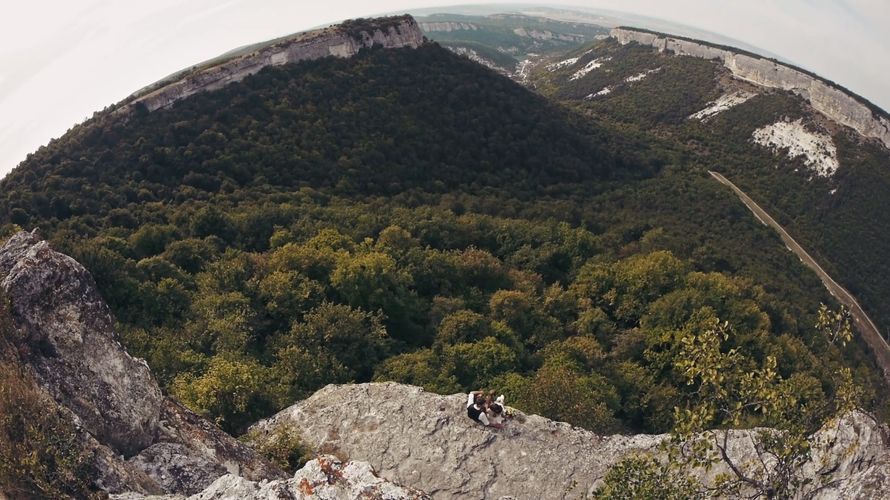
[{"xmin": 417, "ymin": 12, "xmax": 607, "ymax": 76}]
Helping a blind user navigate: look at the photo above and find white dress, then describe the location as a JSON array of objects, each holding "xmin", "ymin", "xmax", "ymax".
[{"xmin": 487, "ymin": 395, "xmax": 506, "ymax": 425}]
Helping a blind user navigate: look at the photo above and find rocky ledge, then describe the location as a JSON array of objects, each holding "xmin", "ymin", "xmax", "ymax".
[
  {"xmin": 128, "ymin": 15, "xmax": 424, "ymax": 113},
  {"xmin": 251, "ymin": 383, "xmax": 890, "ymax": 499},
  {"xmin": 113, "ymin": 456, "xmax": 429, "ymax": 500}
]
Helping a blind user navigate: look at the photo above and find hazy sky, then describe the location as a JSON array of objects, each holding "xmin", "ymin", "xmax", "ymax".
[{"xmin": 1, "ymin": 1, "xmax": 888, "ymax": 180}]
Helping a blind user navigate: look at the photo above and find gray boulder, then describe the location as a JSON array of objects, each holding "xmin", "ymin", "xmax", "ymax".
[
  {"xmin": 0, "ymin": 231, "xmax": 284, "ymax": 494},
  {"xmin": 0, "ymin": 230, "xmax": 163, "ymax": 455},
  {"xmin": 251, "ymin": 383, "xmax": 664, "ymax": 498},
  {"xmin": 113, "ymin": 455, "xmax": 429, "ymax": 500}
]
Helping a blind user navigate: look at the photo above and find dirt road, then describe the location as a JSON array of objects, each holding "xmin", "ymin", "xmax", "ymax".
[{"xmin": 709, "ymin": 171, "xmax": 890, "ymax": 382}]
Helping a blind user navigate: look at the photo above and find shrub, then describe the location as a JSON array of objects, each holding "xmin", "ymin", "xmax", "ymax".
[
  {"xmin": 0, "ymin": 363, "xmax": 100, "ymax": 499},
  {"xmin": 593, "ymin": 455, "xmax": 701, "ymax": 500},
  {"xmin": 241, "ymin": 424, "xmax": 314, "ymax": 474}
]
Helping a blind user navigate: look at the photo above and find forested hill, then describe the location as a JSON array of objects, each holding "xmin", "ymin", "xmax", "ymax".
[
  {"xmin": 0, "ymin": 43, "xmax": 639, "ymax": 226},
  {"xmin": 0, "ymin": 38, "xmax": 885, "ymax": 440}
]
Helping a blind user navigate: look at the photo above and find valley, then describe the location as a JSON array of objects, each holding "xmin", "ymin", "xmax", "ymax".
[
  {"xmin": 416, "ymin": 12, "xmax": 607, "ymax": 77},
  {"xmin": 2, "ymin": 8, "xmax": 890, "ymax": 499}
]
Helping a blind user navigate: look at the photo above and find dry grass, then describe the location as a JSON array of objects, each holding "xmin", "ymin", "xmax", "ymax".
[
  {"xmin": 240, "ymin": 423, "xmax": 314, "ymax": 474},
  {"xmin": 0, "ymin": 303, "xmax": 103, "ymax": 499}
]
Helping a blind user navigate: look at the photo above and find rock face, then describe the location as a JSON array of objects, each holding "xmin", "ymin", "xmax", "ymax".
[
  {"xmin": 805, "ymin": 411, "xmax": 890, "ymax": 499},
  {"xmin": 419, "ymin": 21, "xmax": 480, "ymax": 33},
  {"xmin": 252, "ymin": 383, "xmax": 664, "ymax": 499},
  {"xmin": 0, "ymin": 231, "xmax": 163, "ymax": 456},
  {"xmin": 611, "ymin": 27, "xmax": 890, "ymax": 150},
  {"xmin": 252, "ymin": 383, "xmax": 890, "ymax": 500},
  {"xmin": 0, "ymin": 231, "xmax": 284, "ymax": 495},
  {"xmin": 130, "ymin": 16, "xmax": 424, "ymax": 113},
  {"xmin": 512, "ymin": 28, "xmax": 584, "ymax": 42},
  {"xmin": 113, "ymin": 455, "xmax": 428, "ymax": 500},
  {"xmin": 445, "ymin": 46, "xmax": 513, "ymax": 75}
]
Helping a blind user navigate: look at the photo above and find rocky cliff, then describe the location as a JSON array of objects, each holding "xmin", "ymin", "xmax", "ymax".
[
  {"xmin": 0, "ymin": 231, "xmax": 283, "ymax": 495},
  {"xmin": 129, "ymin": 16, "xmax": 424, "ymax": 113},
  {"xmin": 611, "ymin": 27, "xmax": 890, "ymax": 150},
  {"xmin": 114, "ymin": 456, "xmax": 429, "ymax": 500},
  {"xmin": 250, "ymin": 383, "xmax": 890, "ymax": 500},
  {"xmin": 419, "ymin": 21, "xmax": 480, "ymax": 33}
]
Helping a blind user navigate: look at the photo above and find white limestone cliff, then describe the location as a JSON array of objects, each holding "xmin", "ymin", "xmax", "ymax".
[
  {"xmin": 611, "ymin": 27, "xmax": 890, "ymax": 150},
  {"xmin": 419, "ymin": 21, "xmax": 479, "ymax": 33},
  {"xmin": 753, "ymin": 119, "xmax": 840, "ymax": 177},
  {"xmin": 128, "ymin": 16, "xmax": 424, "ymax": 113},
  {"xmin": 445, "ymin": 46, "xmax": 513, "ymax": 75}
]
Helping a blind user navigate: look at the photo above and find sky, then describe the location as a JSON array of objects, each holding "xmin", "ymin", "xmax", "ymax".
[{"xmin": 1, "ymin": 0, "xmax": 888, "ymax": 180}]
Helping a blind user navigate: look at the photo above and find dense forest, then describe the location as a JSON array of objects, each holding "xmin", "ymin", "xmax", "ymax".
[
  {"xmin": 534, "ymin": 38, "xmax": 890, "ymax": 348},
  {"xmin": 1, "ymin": 43, "xmax": 885, "ymax": 438}
]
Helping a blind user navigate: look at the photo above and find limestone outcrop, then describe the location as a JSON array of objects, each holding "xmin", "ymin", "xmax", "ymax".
[
  {"xmin": 129, "ymin": 16, "xmax": 424, "ymax": 113},
  {"xmin": 250, "ymin": 383, "xmax": 663, "ymax": 498},
  {"xmin": 114, "ymin": 456, "xmax": 430, "ymax": 500},
  {"xmin": 419, "ymin": 21, "xmax": 480, "ymax": 33},
  {"xmin": 611, "ymin": 27, "xmax": 890, "ymax": 150},
  {"xmin": 0, "ymin": 231, "xmax": 163, "ymax": 456},
  {"xmin": 0, "ymin": 231, "xmax": 284, "ymax": 495},
  {"xmin": 251, "ymin": 382, "xmax": 890, "ymax": 500}
]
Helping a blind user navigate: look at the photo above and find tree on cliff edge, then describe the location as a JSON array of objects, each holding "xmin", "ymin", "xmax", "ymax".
[{"xmin": 596, "ymin": 305, "xmax": 862, "ymax": 498}]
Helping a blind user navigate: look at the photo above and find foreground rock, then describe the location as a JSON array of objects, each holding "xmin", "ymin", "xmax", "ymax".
[
  {"xmin": 114, "ymin": 456, "xmax": 429, "ymax": 500},
  {"xmin": 252, "ymin": 383, "xmax": 663, "ymax": 498},
  {"xmin": 0, "ymin": 231, "xmax": 284, "ymax": 494},
  {"xmin": 252, "ymin": 383, "xmax": 890, "ymax": 499}
]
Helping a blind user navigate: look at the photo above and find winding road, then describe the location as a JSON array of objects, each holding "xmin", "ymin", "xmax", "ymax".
[{"xmin": 709, "ymin": 171, "xmax": 890, "ymax": 382}]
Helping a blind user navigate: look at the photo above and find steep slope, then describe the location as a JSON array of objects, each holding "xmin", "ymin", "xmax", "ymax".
[
  {"xmin": 0, "ymin": 231, "xmax": 430, "ymax": 499},
  {"xmin": 0, "ymin": 41, "xmax": 624, "ymax": 225},
  {"xmin": 610, "ymin": 27, "xmax": 890, "ymax": 148},
  {"xmin": 2, "ymin": 231, "xmax": 887, "ymax": 498},
  {"xmin": 529, "ymin": 30, "xmax": 890, "ymax": 372},
  {"xmin": 710, "ymin": 171, "xmax": 890, "ymax": 378}
]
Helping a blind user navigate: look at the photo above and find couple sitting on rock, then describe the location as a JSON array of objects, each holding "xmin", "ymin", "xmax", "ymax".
[{"xmin": 466, "ymin": 390, "xmax": 507, "ymax": 429}]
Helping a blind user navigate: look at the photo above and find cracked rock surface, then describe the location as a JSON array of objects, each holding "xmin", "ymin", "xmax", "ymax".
[
  {"xmin": 0, "ymin": 231, "xmax": 163, "ymax": 456},
  {"xmin": 252, "ymin": 383, "xmax": 890, "ymax": 499},
  {"xmin": 251, "ymin": 383, "xmax": 664, "ymax": 499},
  {"xmin": 113, "ymin": 455, "xmax": 428, "ymax": 500}
]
